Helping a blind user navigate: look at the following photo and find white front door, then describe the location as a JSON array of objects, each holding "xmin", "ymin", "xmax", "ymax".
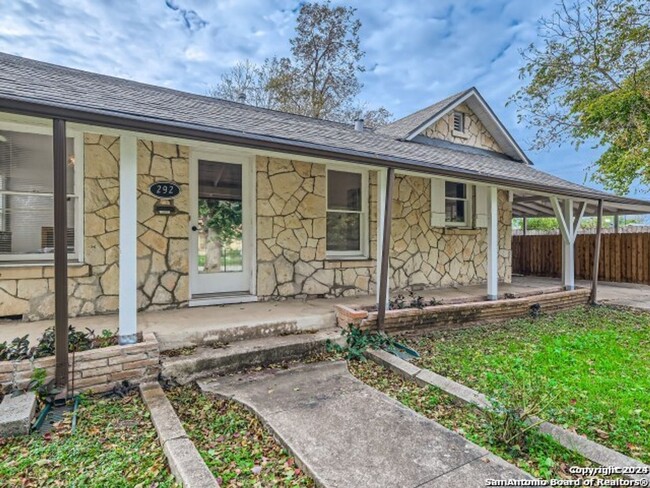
[{"xmin": 189, "ymin": 151, "xmax": 253, "ymax": 297}]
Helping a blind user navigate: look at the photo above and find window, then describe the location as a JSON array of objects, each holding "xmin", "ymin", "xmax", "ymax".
[
  {"xmin": 453, "ymin": 111, "xmax": 465, "ymax": 133},
  {"xmin": 0, "ymin": 123, "xmax": 82, "ymax": 262},
  {"xmin": 445, "ymin": 181, "xmax": 470, "ymax": 226},
  {"xmin": 326, "ymin": 169, "xmax": 366, "ymax": 256}
]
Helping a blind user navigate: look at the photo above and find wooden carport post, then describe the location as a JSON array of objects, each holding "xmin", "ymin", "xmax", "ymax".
[
  {"xmin": 590, "ymin": 199, "xmax": 604, "ymax": 304},
  {"xmin": 376, "ymin": 167, "xmax": 395, "ymax": 331},
  {"xmin": 53, "ymin": 119, "xmax": 69, "ymax": 389}
]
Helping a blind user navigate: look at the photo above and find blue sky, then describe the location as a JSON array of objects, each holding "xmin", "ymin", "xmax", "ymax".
[{"xmin": 0, "ymin": 0, "xmax": 641, "ymax": 196}]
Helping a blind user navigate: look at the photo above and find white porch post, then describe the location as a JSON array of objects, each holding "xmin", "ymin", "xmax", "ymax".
[
  {"xmin": 119, "ymin": 134, "xmax": 138, "ymax": 344},
  {"xmin": 376, "ymin": 168, "xmax": 388, "ymax": 305},
  {"xmin": 486, "ymin": 186, "xmax": 499, "ymax": 300},
  {"xmin": 562, "ymin": 199, "xmax": 575, "ymax": 290},
  {"xmin": 550, "ymin": 197, "xmax": 586, "ymax": 290}
]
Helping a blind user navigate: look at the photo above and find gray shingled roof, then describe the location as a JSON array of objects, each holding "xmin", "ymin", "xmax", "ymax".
[
  {"xmin": 0, "ymin": 52, "xmax": 648, "ymax": 211},
  {"xmin": 375, "ymin": 89, "xmax": 471, "ymax": 139}
]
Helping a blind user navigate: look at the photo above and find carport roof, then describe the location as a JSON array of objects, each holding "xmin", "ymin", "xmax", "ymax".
[{"xmin": 0, "ymin": 52, "xmax": 648, "ymax": 215}]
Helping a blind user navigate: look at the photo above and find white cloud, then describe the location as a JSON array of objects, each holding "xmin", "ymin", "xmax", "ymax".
[{"xmin": 0, "ymin": 0, "xmax": 629, "ymax": 192}]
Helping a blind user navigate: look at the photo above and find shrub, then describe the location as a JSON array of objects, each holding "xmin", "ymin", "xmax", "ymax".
[
  {"xmin": 481, "ymin": 363, "xmax": 557, "ymax": 455},
  {"xmin": 388, "ymin": 291, "xmax": 441, "ymax": 310},
  {"xmin": 0, "ymin": 335, "xmax": 30, "ymax": 361},
  {"xmin": 0, "ymin": 326, "xmax": 118, "ymax": 362},
  {"xmin": 326, "ymin": 325, "xmax": 398, "ymax": 361}
]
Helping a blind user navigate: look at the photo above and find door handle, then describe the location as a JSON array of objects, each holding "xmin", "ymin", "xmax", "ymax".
[{"xmin": 191, "ymin": 225, "xmax": 198, "ymax": 231}]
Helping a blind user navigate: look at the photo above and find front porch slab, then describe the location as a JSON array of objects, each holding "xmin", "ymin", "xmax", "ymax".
[{"xmin": 2, "ymin": 276, "xmax": 628, "ymax": 351}]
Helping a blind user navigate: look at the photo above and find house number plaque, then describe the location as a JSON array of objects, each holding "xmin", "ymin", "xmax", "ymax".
[{"xmin": 149, "ymin": 182, "xmax": 181, "ymax": 199}]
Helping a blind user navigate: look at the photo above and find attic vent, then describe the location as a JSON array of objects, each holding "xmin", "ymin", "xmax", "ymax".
[{"xmin": 453, "ymin": 111, "xmax": 465, "ymax": 133}]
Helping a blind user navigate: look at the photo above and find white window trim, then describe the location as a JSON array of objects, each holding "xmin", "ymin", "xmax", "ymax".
[
  {"xmin": 436, "ymin": 180, "xmax": 473, "ymax": 228},
  {"xmin": 325, "ymin": 165, "xmax": 369, "ymax": 259},
  {"xmin": 0, "ymin": 118, "xmax": 84, "ymax": 264}
]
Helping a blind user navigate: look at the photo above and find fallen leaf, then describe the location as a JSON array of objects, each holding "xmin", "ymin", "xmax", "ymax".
[{"xmin": 594, "ymin": 428, "xmax": 609, "ymax": 440}]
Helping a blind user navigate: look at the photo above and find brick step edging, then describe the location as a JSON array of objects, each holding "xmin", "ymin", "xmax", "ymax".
[{"xmin": 139, "ymin": 382, "xmax": 218, "ymax": 488}]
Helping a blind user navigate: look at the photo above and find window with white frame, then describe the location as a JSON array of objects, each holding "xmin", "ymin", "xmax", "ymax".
[
  {"xmin": 445, "ymin": 181, "xmax": 470, "ymax": 226},
  {"xmin": 0, "ymin": 124, "xmax": 82, "ymax": 261},
  {"xmin": 326, "ymin": 169, "xmax": 367, "ymax": 256}
]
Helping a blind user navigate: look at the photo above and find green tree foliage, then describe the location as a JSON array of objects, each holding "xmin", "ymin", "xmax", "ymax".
[
  {"xmin": 210, "ymin": 1, "xmax": 392, "ymax": 127},
  {"xmin": 513, "ymin": 217, "xmax": 560, "ymax": 231},
  {"xmin": 199, "ymin": 200, "xmax": 242, "ymax": 244},
  {"xmin": 512, "ymin": 215, "xmax": 644, "ymax": 231},
  {"xmin": 509, "ymin": 0, "xmax": 650, "ymax": 194}
]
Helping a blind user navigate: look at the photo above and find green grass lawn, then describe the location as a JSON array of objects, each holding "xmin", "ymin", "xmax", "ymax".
[
  {"xmin": 198, "ymin": 248, "xmax": 243, "ymax": 272},
  {"xmin": 167, "ymin": 386, "xmax": 313, "ymax": 487},
  {"xmin": 402, "ymin": 306, "xmax": 650, "ymax": 463},
  {"xmin": 349, "ymin": 360, "xmax": 598, "ymax": 480},
  {"xmin": 0, "ymin": 392, "xmax": 176, "ymax": 487}
]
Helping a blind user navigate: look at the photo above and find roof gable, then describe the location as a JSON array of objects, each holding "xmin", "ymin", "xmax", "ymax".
[
  {"xmin": 420, "ymin": 102, "xmax": 505, "ymax": 154},
  {"xmin": 377, "ymin": 87, "xmax": 531, "ymax": 164}
]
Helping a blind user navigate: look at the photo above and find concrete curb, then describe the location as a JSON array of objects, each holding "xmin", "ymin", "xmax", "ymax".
[
  {"xmin": 365, "ymin": 348, "xmax": 650, "ymax": 482},
  {"xmin": 139, "ymin": 382, "xmax": 218, "ymax": 488}
]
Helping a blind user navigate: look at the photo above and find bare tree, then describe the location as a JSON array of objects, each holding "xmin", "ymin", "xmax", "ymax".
[
  {"xmin": 208, "ymin": 60, "xmax": 278, "ymax": 109},
  {"xmin": 210, "ymin": 1, "xmax": 392, "ymax": 126}
]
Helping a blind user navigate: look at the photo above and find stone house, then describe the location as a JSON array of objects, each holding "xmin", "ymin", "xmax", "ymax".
[{"xmin": 0, "ymin": 53, "xmax": 649, "ymax": 342}]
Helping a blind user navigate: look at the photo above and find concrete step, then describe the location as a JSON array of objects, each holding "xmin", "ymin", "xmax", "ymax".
[
  {"xmin": 156, "ymin": 311, "xmax": 336, "ymax": 352},
  {"xmin": 201, "ymin": 314, "xmax": 333, "ymax": 346},
  {"xmin": 161, "ymin": 328, "xmax": 342, "ymax": 385}
]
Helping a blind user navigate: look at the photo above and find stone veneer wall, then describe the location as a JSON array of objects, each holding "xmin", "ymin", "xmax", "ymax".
[
  {"xmin": 422, "ymin": 103, "xmax": 503, "ymax": 153},
  {"xmin": 1, "ymin": 142, "xmax": 513, "ymax": 320},
  {"xmin": 256, "ymin": 156, "xmax": 377, "ymax": 298},
  {"xmin": 136, "ymin": 140, "xmax": 190, "ymax": 311},
  {"xmin": 256, "ymin": 157, "xmax": 511, "ymax": 300},
  {"xmin": 390, "ymin": 175, "xmax": 511, "ymax": 289},
  {"xmin": 0, "ymin": 135, "xmax": 122, "ymax": 320},
  {"xmin": 0, "ymin": 135, "xmax": 189, "ymax": 321}
]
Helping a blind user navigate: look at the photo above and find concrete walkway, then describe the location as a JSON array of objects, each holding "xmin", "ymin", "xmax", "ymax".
[
  {"xmin": 510, "ymin": 276, "xmax": 650, "ymax": 310},
  {"xmin": 199, "ymin": 361, "xmax": 531, "ymax": 488}
]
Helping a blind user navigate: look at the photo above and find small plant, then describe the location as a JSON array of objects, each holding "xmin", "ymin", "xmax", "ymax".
[
  {"xmin": 1, "ymin": 326, "xmax": 119, "ymax": 363},
  {"xmin": 409, "ymin": 293, "xmax": 428, "ymax": 309},
  {"xmin": 388, "ymin": 291, "xmax": 441, "ymax": 310},
  {"xmin": 530, "ymin": 303, "xmax": 541, "ymax": 318},
  {"xmin": 31, "ymin": 327, "xmax": 55, "ymax": 358},
  {"xmin": 481, "ymin": 365, "xmax": 557, "ymax": 455},
  {"xmin": 96, "ymin": 329, "xmax": 117, "ymax": 348},
  {"xmin": 27, "ymin": 367, "xmax": 54, "ymax": 399},
  {"xmin": 326, "ymin": 325, "xmax": 398, "ymax": 361},
  {"xmin": 388, "ymin": 294, "xmax": 407, "ymax": 310},
  {"xmin": 68, "ymin": 326, "xmax": 96, "ymax": 353},
  {"xmin": 0, "ymin": 335, "xmax": 31, "ymax": 361}
]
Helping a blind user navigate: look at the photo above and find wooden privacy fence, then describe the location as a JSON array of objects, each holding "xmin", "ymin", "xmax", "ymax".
[{"xmin": 512, "ymin": 233, "xmax": 650, "ymax": 285}]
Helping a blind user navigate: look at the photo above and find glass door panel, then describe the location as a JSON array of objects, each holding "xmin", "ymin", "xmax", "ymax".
[
  {"xmin": 191, "ymin": 157, "xmax": 250, "ymax": 296},
  {"xmin": 197, "ymin": 160, "xmax": 243, "ymax": 275}
]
